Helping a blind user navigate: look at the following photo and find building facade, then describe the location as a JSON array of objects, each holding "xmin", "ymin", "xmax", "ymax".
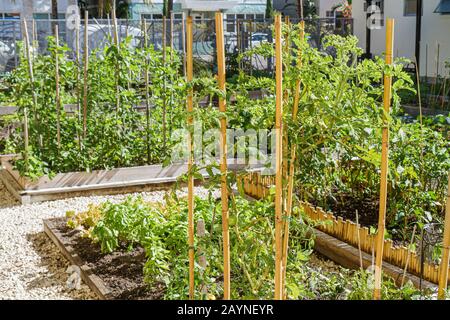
[
  {"xmin": 0, "ymin": 0, "xmax": 78, "ymax": 20},
  {"xmin": 352, "ymin": 0, "xmax": 450, "ymax": 77},
  {"xmin": 128, "ymin": 0, "xmax": 267, "ymax": 21}
]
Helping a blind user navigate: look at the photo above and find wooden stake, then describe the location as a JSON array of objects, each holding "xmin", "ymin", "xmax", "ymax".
[
  {"xmin": 23, "ymin": 19, "xmax": 40, "ymax": 148},
  {"xmin": 143, "ymin": 19, "xmax": 151, "ymax": 164},
  {"xmin": 186, "ymin": 16, "xmax": 195, "ymax": 300},
  {"xmin": 82, "ymin": 11, "xmax": 89, "ymax": 139},
  {"xmin": 373, "ymin": 19, "xmax": 395, "ymax": 301},
  {"xmin": 356, "ymin": 210, "xmax": 363, "ymax": 270},
  {"xmin": 111, "ymin": 9, "xmax": 120, "ymax": 116},
  {"xmin": 438, "ymin": 173, "xmax": 450, "ymax": 299},
  {"xmin": 182, "ymin": 14, "xmax": 186, "ymax": 77},
  {"xmin": 54, "ymin": 24, "xmax": 61, "ymax": 149},
  {"xmin": 162, "ymin": 16, "xmax": 167, "ymax": 152},
  {"xmin": 401, "ymin": 225, "xmax": 417, "ymax": 287},
  {"xmin": 274, "ymin": 14, "xmax": 284, "ymax": 300},
  {"xmin": 215, "ymin": 12, "xmax": 230, "ymax": 300},
  {"xmin": 21, "ymin": 19, "xmax": 31, "ymax": 169}
]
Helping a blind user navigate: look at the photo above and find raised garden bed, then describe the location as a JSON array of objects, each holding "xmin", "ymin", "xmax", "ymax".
[
  {"xmin": 44, "ymin": 217, "xmax": 163, "ymax": 299},
  {"xmin": 0, "ymin": 156, "xmax": 263, "ymax": 204},
  {"xmin": 45, "ymin": 215, "xmax": 436, "ymax": 300}
]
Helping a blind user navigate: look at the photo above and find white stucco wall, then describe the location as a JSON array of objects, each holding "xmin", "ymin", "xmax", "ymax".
[
  {"xmin": 352, "ymin": 0, "xmax": 450, "ymax": 77},
  {"xmin": 0, "ymin": 0, "xmax": 70, "ymax": 14},
  {"xmin": 317, "ymin": 0, "xmax": 345, "ymax": 17},
  {"xmin": 420, "ymin": 0, "xmax": 450, "ymax": 77},
  {"xmin": 0, "ymin": 0, "xmax": 24, "ymax": 12}
]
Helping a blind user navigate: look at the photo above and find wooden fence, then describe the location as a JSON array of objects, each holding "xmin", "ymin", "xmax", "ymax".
[{"xmin": 241, "ymin": 172, "xmax": 446, "ymax": 285}]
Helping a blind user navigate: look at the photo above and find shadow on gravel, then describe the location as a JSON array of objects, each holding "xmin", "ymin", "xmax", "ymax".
[{"xmin": 25, "ymin": 231, "xmax": 96, "ymax": 299}]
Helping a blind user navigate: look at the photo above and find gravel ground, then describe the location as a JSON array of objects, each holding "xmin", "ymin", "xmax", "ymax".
[
  {"xmin": 0, "ymin": 182, "xmax": 215, "ymax": 300},
  {"xmin": 0, "ymin": 181, "xmax": 347, "ymax": 300}
]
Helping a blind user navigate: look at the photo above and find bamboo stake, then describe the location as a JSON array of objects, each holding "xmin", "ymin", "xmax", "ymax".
[
  {"xmin": 32, "ymin": 19, "xmax": 37, "ymax": 48},
  {"xmin": 438, "ymin": 173, "xmax": 450, "ymax": 299},
  {"xmin": 162, "ymin": 16, "xmax": 167, "ymax": 152},
  {"xmin": 373, "ymin": 18, "xmax": 394, "ymax": 301},
  {"xmin": 75, "ymin": 20, "xmax": 81, "ymax": 117},
  {"xmin": 186, "ymin": 16, "xmax": 195, "ymax": 300},
  {"xmin": 274, "ymin": 14, "xmax": 284, "ymax": 300},
  {"xmin": 281, "ymin": 20, "xmax": 305, "ymax": 298},
  {"xmin": 182, "ymin": 14, "xmax": 186, "ymax": 77},
  {"xmin": 215, "ymin": 12, "xmax": 230, "ymax": 300},
  {"xmin": 197, "ymin": 219, "xmax": 208, "ymax": 296},
  {"xmin": 111, "ymin": 9, "xmax": 120, "ymax": 117},
  {"xmin": 21, "ymin": 19, "xmax": 32, "ymax": 169},
  {"xmin": 401, "ymin": 225, "xmax": 417, "ymax": 287},
  {"xmin": 23, "ymin": 19, "xmax": 40, "ymax": 147},
  {"xmin": 356, "ymin": 210, "xmax": 363, "ymax": 270},
  {"xmin": 54, "ymin": 24, "xmax": 61, "ymax": 149},
  {"xmin": 143, "ymin": 19, "xmax": 151, "ymax": 164},
  {"xmin": 82, "ymin": 11, "xmax": 89, "ymax": 139}
]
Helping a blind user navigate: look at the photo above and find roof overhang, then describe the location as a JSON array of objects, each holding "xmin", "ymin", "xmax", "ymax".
[
  {"xmin": 180, "ymin": 0, "xmax": 239, "ymax": 12},
  {"xmin": 434, "ymin": 0, "xmax": 450, "ymax": 14}
]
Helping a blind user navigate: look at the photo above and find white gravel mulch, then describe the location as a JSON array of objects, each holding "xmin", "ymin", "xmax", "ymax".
[{"xmin": 0, "ymin": 181, "xmax": 215, "ymax": 300}]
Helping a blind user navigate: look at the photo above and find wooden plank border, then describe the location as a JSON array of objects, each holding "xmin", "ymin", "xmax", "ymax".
[{"xmin": 43, "ymin": 218, "xmax": 111, "ymax": 299}]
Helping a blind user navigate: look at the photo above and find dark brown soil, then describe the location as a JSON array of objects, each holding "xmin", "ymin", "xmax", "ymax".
[
  {"xmin": 48, "ymin": 217, "xmax": 164, "ymax": 300},
  {"xmin": 310, "ymin": 193, "xmax": 379, "ymax": 228}
]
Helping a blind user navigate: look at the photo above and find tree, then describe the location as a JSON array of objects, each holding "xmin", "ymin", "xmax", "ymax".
[
  {"xmin": 266, "ymin": 0, "xmax": 274, "ymax": 19},
  {"xmin": 298, "ymin": 0, "xmax": 317, "ymax": 19},
  {"xmin": 163, "ymin": 0, "xmax": 174, "ymax": 17},
  {"xmin": 51, "ymin": 0, "xmax": 58, "ymax": 19}
]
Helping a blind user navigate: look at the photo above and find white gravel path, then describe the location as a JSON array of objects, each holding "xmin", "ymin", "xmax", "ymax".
[{"xmin": 0, "ymin": 181, "xmax": 215, "ymax": 300}]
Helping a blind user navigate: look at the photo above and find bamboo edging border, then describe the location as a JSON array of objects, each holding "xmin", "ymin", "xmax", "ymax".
[
  {"xmin": 438, "ymin": 173, "xmax": 450, "ymax": 299},
  {"xmin": 242, "ymin": 172, "xmax": 449, "ymax": 287}
]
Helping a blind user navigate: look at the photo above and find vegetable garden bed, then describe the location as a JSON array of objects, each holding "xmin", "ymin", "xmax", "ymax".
[
  {"xmin": 44, "ymin": 217, "xmax": 162, "ymax": 300},
  {"xmin": 0, "ymin": 156, "xmax": 262, "ymax": 204}
]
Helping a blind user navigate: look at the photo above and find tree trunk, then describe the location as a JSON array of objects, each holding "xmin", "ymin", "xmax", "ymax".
[{"xmin": 51, "ymin": 0, "xmax": 58, "ymax": 19}]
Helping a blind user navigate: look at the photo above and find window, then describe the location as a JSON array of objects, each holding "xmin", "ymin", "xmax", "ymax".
[
  {"xmin": 326, "ymin": 10, "xmax": 334, "ymax": 17},
  {"xmin": 255, "ymin": 14, "xmax": 264, "ymax": 21},
  {"xmin": 226, "ymin": 14, "xmax": 236, "ymax": 32},
  {"xmin": 364, "ymin": 0, "xmax": 384, "ymax": 13},
  {"xmin": 404, "ymin": 0, "xmax": 418, "ymax": 16},
  {"xmin": 364, "ymin": 0, "xmax": 384, "ymax": 27},
  {"xmin": 173, "ymin": 13, "xmax": 183, "ymax": 20},
  {"xmin": 434, "ymin": 0, "xmax": 450, "ymax": 14},
  {"xmin": 141, "ymin": 14, "xmax": 163, "ymax": 20},
  {"xmin": 1, "ymin": 13, "xmax": 20, "ymax": 20}
]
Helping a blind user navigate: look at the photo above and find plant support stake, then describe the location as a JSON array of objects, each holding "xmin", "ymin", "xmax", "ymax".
[
  {"xmin": 274, "ymin": 14, "xmax": 284, "ymax": 300},
  {"xmin": 54, "ymin": 24, "xmax": 61, "ymax": 149},
  {"xmin": 438, "ymin": 173, "xmax": 450, "ymax": 299},
  {"xmin": 186, "ymin": 16, "xmax": 195, "ymax": 300},
  {"xmin": 82, "ymin": 10, "xmax": 89, "ymax": 139},
  {"xmin": 215, "ymin": 12, "xmax": 230, "ymax": 300},
  {"xmin": 373, "ymin": 18, "xmax": 394, "ymax": 301}
]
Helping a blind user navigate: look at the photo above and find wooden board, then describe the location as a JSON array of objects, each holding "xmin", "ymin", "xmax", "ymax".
[
  {"xmin": 313, "ymin": 228, "xmax": 437, "ymax": 291},
  {"xmin": 0, "ymin": 158, "xmax": 266, "ymax": 204},
  {"xmin": 43, "ymin": 218, "xmax": 112, "ymax": 299}
]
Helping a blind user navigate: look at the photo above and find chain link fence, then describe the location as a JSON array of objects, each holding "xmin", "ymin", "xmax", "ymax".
[{"xmin": 0, "ymin": 17, "xmax": 353, "ymax": 75}]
